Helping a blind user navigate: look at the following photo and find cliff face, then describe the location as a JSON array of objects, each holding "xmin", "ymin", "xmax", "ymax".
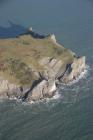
[
  {"xmin": 26, "ymin": 56, "xmax": 85, "ymax": 102},
  {"xmin": 0, "ymin": 28, "xmax": 86, "ymax": 101},
  {"xmin": 60, "ymin": 56, "xmax": 86, "ymax": 83},
  {"xmin": 27, "ymin": 79, "xmax": 56, "ymax": 101},
  {"xmin": 0, "ymin": 78, "xmax": 20, "ymax": 99}
]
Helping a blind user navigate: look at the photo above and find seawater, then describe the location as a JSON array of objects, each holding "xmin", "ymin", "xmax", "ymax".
[{"xmin": 0, "ymin": 0, "xmax": 93, "ymax": 140}]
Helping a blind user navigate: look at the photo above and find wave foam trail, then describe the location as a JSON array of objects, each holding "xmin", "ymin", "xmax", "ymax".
[
  {"xmin": 22, "ymin": 90, "xmax": 62, "ymax": 107},
  {"xmin": 2, "ymin": 65, "xmax": 90, "ymax": 106},
  {"xmin": 20, "ymin": 65, "xmax": 90, "ymax": 106},
  {"xmin": 46, "ymin": 91, "xmax": 62, "ymax": 102}
]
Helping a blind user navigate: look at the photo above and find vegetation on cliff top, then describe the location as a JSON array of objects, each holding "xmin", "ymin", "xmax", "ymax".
[{"xmin": 0, "ymin": 30, "xmax": 74, "ymax": 86}]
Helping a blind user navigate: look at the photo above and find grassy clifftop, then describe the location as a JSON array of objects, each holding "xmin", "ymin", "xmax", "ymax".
[{"xmin": 0, "ymin": 30, "xmax": 74, "ymax": 86}]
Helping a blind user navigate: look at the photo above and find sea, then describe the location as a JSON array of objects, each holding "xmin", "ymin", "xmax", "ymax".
[{"xmin": 0, "ymin": 0, "xmax": 93, "ymax": 140}]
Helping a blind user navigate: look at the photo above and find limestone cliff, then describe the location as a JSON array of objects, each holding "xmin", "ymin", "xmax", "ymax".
[
  {"xmin": 0, "ymin": 28, "xmax": 86, "ymax": 101},
  {"xmin": 61, "ymin": 56, "xmax": 85, "ymax": 83}
]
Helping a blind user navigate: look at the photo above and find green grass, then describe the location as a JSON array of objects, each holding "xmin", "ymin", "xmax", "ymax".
[{"xmin": 0, "ymin": 33, "xmax": 74, "ymax": 86}]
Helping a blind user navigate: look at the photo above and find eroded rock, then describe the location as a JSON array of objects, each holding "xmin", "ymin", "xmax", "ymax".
[
  {"xmin": 62, "ymin": 56, "xmax": 85, "ymax": 83},
  {"xmin": 27, "ymin": 79, "xmax": 56, "ymax": 101},
  {"xmin": 0, "ymin": 78, "xmax": 25, "ymax": 99}
]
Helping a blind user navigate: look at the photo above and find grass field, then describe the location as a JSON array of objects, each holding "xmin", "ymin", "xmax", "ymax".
[{"xmin": 0, "ymin": 32, "xmax": 74, "ymax": 86}]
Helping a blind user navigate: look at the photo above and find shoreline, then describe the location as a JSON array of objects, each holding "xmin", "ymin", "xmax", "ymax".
[
  {"xmin": 0, "ymin": 28, "xmax": 86, "ymax": 102},
  {"xmin": 0, "ymin": 64, "xmax": 89, "ymax": 104}
]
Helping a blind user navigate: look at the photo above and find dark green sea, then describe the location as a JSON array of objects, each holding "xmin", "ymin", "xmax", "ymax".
[{"xmin": 0, "ymin": 0, "xmax": 93, "ymax": 140}]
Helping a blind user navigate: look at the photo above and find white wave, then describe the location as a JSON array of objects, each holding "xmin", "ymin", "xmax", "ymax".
[
  {"xmin": 22, "ymin": 65, "xmax": 91, "ymax": 106},
  {"xmin": 1, "ymin": 65, "xmax": 90, "ymax": 105},
  {"xmin": 23, "ymin": 90, "xmax": 62, "ymax": 106},
  {"xmin": 45, "ymin": 91, "xmax": 62, "ymax": 103},
  {"xmin": 22, "ymin": 100, "xmax": 35, "ymax": 105},
  {"xmin": 9, "ymin": 97, "xmax": 18, "ymax": 100},
  {"xmin": 19, "ymin": 65, "xmax": 90, "ymax": 106},
  {"xmin": 52, "ymin": 92, "xmax": 61, "ymax": 99}
]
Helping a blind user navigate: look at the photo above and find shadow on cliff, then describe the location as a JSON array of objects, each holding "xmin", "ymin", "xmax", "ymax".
[
  {"xmin": 24, "ymin": 30, "xmax": 48, "ymax": 39},
  {"xmin": 0, "ymin": 21, "xmax": 26, "ymax": 38},
  {"xmin": 0, "ymin": 21, "xmax": 48, "ymax": 39}
]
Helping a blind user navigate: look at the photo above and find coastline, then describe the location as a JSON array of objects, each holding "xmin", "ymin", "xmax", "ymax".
[{"xmin": 0, "ymin": 28, "xmax": 86, "ymax": 102}]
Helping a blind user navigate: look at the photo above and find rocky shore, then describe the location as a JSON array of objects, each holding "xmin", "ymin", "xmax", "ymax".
[{"xmin": 0, "ymin": 28, "xmax": 86, "ymax": 102}]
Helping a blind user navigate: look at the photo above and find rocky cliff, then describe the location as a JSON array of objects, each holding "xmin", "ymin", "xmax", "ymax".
[{"xmin": 0, "ymin": 28, "xmax": 86, "ymax": 101}]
